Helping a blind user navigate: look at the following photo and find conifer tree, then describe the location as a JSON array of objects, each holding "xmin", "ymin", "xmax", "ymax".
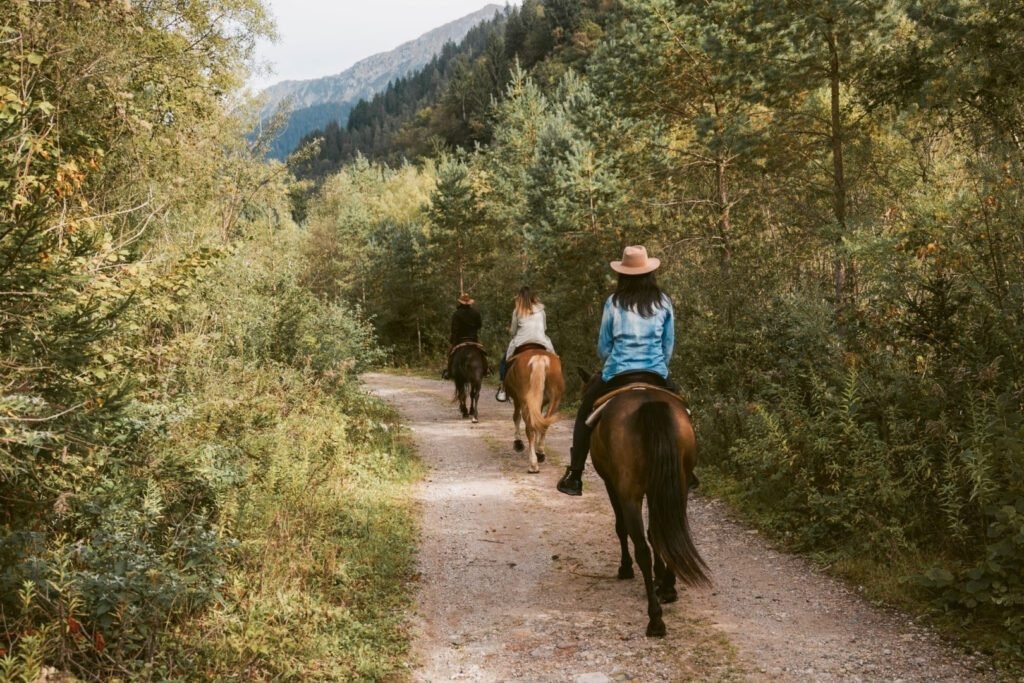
[
  {"xmin": 700, "ymin": 0, "xmax": 900, "ymax": 317},
  {"xmin": 428, "ymin": 155, "xmax": 487, "ymax": 297}
]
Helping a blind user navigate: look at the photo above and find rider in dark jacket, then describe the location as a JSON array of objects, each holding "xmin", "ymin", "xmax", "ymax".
[
  {"xmin": 444, "ymin": 293, "xmax": 482, "ymax": 378},
  {"xmin": 450, "ymin": 293, "xmax": 482, "ymax": 344}
]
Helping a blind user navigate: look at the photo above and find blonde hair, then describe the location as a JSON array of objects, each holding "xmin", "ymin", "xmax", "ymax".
[{"xmin": 514, "ymin": 286, "xmax": 539, "ymax": 318}]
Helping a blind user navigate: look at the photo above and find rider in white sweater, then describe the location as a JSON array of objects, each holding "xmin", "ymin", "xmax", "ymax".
[{"xmin": 496, "ymin": 287, "xmax": 555, "ymax": 401}]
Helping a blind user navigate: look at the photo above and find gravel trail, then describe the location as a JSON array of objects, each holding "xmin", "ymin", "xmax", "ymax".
[{"xmin": 363, "ymin": 372, "xmax": 998, "ymax": 682}]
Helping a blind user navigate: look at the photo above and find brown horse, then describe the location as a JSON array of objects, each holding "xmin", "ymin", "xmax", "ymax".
[
  {"xmin": 504, "ymin": 347, "xmax": 564, "ymax": 473},
  {"xmin": 450, "ymin": 344, "xmax": 487, "ymax": 423},
  {"xmin": 586, "ymin": 372, "xmax": 709, "ymax": 637}
]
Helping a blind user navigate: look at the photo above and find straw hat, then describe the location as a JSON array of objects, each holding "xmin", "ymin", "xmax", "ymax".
[
  {"xmin": 610, "ymin": 245, "xmax": 660, "ymax": 275},
  {"xmin": 457, "ymin": 293, "xmax": 475, "ymax": 305}
]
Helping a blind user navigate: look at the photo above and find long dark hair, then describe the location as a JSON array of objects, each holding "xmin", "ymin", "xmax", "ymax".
[
  {"xmin": 514, "ymin": 286, "xmax": 539, "ymax": 317},
  {"xmin": 612, "ymin": 272, "xmax": 667, "ymax": 318}
]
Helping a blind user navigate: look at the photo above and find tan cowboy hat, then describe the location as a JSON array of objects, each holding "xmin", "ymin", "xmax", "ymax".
[
  {"xmin": 610, "ymin": 245, "xmax": 660, "ymax": 275},
  {"xmin": 457, "ymin": 293, "xmax": 475, "ymax": 305}
]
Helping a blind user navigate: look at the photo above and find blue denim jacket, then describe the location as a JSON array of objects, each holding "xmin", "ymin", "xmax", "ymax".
[{"xmin": 597, "ymin": 294, "xmax": 674, "ymax": 381}]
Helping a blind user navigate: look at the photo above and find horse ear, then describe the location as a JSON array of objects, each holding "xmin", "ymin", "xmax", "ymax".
[{"xmin": 577, "ymin": 367, "xmax": 592, "ymax": 383}]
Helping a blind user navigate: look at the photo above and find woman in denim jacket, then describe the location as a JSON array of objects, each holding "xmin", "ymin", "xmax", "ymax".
[{"xmin": 556, "ymin": 246, "xmax": 678, "ymax": 496}]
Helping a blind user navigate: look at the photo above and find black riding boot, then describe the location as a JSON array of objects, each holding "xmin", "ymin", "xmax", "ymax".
[
  {"xmin": 557, "ymin": 467, "xmax": 582, "ymax": 496},
  {"xmin": 558, "ymin": 377, "xmax": 604, "ymax": 497}
]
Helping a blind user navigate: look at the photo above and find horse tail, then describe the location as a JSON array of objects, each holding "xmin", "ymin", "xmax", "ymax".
[
  {"xmin": 449, "ymin": 349, "xmax": 467, "ymax": 403},
  {"xmin": 641, "ymin": 401, "xmax": 709, "ymax": 587},
  {"xmin": 542, "ymin": 367, "xmax": 563, "ymax": 422},
  {"xmin": 525, "ymin": 355, "xmax": 557, "ymax": 430}
]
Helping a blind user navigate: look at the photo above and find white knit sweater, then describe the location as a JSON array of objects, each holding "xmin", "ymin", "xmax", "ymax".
[{"xmin": 505, "ymin": 303, "xmax": 555, "ymax": 359}]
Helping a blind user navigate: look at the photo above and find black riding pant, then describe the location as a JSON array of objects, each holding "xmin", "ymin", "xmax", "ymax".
[{"xmin": 568, "ymin": 371, "xmax": 676, "ymax": 472}]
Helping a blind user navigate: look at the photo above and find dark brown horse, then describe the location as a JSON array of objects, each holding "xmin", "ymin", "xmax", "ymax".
[
  {"xmin": 451, "ymin": 344, "xmax": 486, "ymax": 423},
  {"xmin": 504, "ymin": 347, "xmax": 564, "ymax": 472},
  {"xmin": 585, "ymin": 371, "xmax": 709, "ymax": 637}
]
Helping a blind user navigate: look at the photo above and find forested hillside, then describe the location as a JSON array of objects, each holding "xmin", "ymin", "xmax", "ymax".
[
  {"xmin": 302, "ymin": 0, "xmax": 1024, "ymax": 666},
  {"xmin": 292, "ymin": 0, "xmax": 600, "ymax": 176},
  {"xmin": 259, "ymin": 4, "xmax": 504, "ymax": 160},
  {"xmin": 1, "ymin": 1, "xmax": 416, "ymax": 680}
]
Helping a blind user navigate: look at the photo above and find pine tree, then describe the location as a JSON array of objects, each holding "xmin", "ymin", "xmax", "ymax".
[
  {"xmin": 700, "ymin": 0, "xmax": 901, "ymax": 318},
  {"xmin": 427, "ymin": 155, "xmax": 488, "ymax": 297}
]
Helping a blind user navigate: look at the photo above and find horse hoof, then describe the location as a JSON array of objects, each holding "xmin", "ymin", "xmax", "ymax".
[
  {"xmin": 528, "ymin": 466, "xmax": 540, "ymax": 474},
  {"xmin": 513, "ymin": 439, "xmax": 525, "ymax": 452},
  {"xmin": 658, "ymin": 590, "xmax": 678, "ymax": 604},
  {"xmin": 646, "ymin": 621, "xmax": 667, "ymax": 638},
  {"xmin": 472, "ymin": 417, "xmax": 479, "ymax": 424},
  {"xmin": 536, "ymin": 451, "xmax": 545, "ymax": 463},
  {"xmin": 618, "ymin": 566, "xmax": 634, "ymax": 580}
]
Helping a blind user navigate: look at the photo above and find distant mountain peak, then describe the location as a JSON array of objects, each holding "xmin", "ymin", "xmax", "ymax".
[{"xmin": 259, "ymin": 4, "xmax": 504, "ymax": 138}]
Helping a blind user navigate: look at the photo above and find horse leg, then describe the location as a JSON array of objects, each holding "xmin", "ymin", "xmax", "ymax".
[
  {"xmin": 525, "ymin": 418, "xmax": 539, "ymax": 474},
  {"xmin": 512, "ymin": 403, "xmax": 525, "ymax": 452},
  {"xmin": 624, "ymin": 500, "xmax": 665, "ymax": 637},
  {"xmin": 470, "ymin": 381, "xmax": 480, "ymax": 424},
  {"xmin": 657, "ymin": 561, "xmax": 678, "ymax": 604},
  {"xmin": 648, "ymin": 527, "xmax": 677, "ymax": 603},
  {"xmin": 457, "ymin": 380, "xmax": 469, "ymax": 418},
  {"xmin": 535, "ymin": 424, "xmax": 546, "ymax": 463},
  {"xmin": 605, "ymin": 480, "xmax": 633, "ymax": 580}
]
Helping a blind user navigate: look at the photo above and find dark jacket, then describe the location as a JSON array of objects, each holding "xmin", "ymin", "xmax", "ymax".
[{"xmin": 450, "ymin": 304, "xmax": 482, "ymax": 344}]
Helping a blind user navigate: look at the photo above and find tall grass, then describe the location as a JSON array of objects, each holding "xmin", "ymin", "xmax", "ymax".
[{"xmin": 164, "ymin": 371, "xmax": 421, "ymax": 681}]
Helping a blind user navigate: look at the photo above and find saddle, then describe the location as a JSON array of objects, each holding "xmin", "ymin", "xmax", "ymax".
[
  {"xmin": 448, "ymin": 340, "xmax": 486, "ymax": 359},
  {"xmin": 585, "ymin": 383, "xmax": 688, "ymax": 428},
  {"xmin": 509, "ymin": 342, "xmax": 550, "ymax": 362}
]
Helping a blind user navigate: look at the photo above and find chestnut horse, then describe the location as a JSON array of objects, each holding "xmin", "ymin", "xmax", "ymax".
[
  {"xmin": 504, "ymin": 346, "xmax": 564, "ymax": 473},
  {"xmin": 451, "ymin": 344, "xmax": 486, "ymax": 423},
  {"xmin": 585, "ymin": 371, "xmax": 709, "ymax": 637}
]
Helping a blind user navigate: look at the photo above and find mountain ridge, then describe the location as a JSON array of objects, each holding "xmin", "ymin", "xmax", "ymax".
[{"xmin": 259, "ymin": 4, "xmax": 503, "ymax": 157}]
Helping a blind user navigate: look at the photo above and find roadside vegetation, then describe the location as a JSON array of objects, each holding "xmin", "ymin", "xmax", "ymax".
[{"xmin": 1, "ymin": 2, "xmax": 418, "ymax": 680}]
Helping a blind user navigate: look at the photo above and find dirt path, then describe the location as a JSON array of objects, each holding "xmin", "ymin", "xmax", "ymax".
[{"xmin": 363, "ymin": 372, "xmax": 998, "ymax": 682}]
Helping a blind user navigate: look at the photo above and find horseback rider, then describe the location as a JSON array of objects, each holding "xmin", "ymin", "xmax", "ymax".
[
  {"xmin": 557, "ymin": 246, "xmax": 683, "ymax": 496},
  {"xmin": 496, "ymin": 286, "xmax": 556, "ymax": 402},
  {"xmin": 443, "ymin": 292, "xmax": 482, "ymax": 379}
]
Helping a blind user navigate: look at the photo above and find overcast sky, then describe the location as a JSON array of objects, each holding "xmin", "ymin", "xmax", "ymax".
[{"xmin": 250, "ymin": 1, "xmax": 510, "ymax": 90}]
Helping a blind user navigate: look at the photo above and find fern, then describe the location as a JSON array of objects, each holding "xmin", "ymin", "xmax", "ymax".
[{"xmin": 962, "ymin": 392, "xmax": 998, "ymax": 508}]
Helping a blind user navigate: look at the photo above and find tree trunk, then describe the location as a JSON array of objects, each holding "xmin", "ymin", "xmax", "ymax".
[
  {"xmin": 827, "ymin": 27, "xmax": 850, "ymax": 320},
  {"xmin": 457, "ymin": 235, "xmax": 465, "ymax": 295},
  {"xmin": 715, "ymin": 156, "xmax": 734, "ymax": 282},
  {"xmin": 715, "ymin": 155, "xmax": 735, "ymax": 324}
]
